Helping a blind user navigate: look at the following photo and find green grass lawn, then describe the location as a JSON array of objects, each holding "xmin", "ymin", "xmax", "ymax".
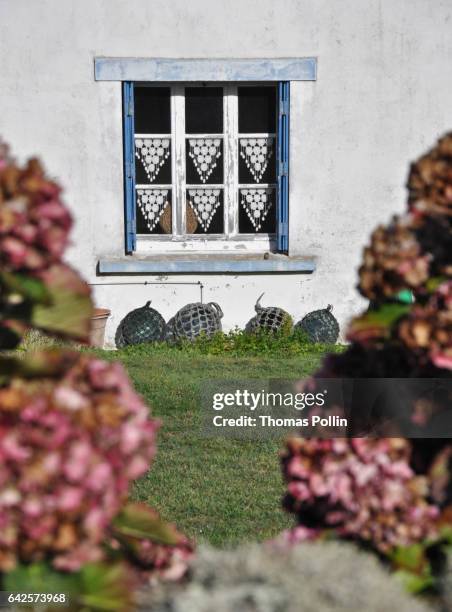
[{"xmin": 102, "ymin": 341, "xmax": 335, "ymax": 547}]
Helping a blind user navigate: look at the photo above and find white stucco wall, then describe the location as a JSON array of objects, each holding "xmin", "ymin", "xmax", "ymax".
[{"xmin": 0, "ymin": 0, "xmax": 451, "ymax": 344}]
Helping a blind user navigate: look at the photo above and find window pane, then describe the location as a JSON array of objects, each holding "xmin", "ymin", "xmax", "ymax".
[
  {"xmin": 238, "ymin": 137, "xmax": 276, "ymax": 184},
  {"xmin": 186, "ymin": 138, "xmax": 223, "ymax": 184},
  {"xmin": 185, "ymin": 87, "xmax": 223, "ymax": 134},
  {"xmin": 239, "ymin": 188, "xmax": 276, "ymax": 234},
  {"xmin": 136, "ymin": 188, "xmax": 172, "ymax": 235},
  {"xmin": 135, "ymin": 137, "xmax": 171, "ymax": 184},
  {"xmin": 186, "ymin": 189, "xmax": 224, "ymax": 234},
  {"xmin": 134, "ymin": 87, "xmax": 171, "ymax": 134},
  {"xmin": 238, "ymin": 86, "xmax": 276, "ymax": 134}
]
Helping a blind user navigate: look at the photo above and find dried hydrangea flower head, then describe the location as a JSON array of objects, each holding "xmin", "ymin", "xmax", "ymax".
[
  {"xmin": 358, "ymin": 216, "xmax": 432, "ymax": 301},
  {"xmin": 408, "ymin": 131, "xmax": 452, "ymax": 219},
  {"xmin": 0, "ymin": 140, "xmax": 92, "ymax": 346},
  {"xmin": 359, "ymin": 133, "xmax": 452, "ymax": 302},
  {"xmin": 281, "ymin": 135, "xmax": 452, "ymax": 567},
  {"xmin": 0, "ymin": 156, "xmax": 72, "ymax": 273},
  {"xmin": 397, "ymin": 281, "xmax": 452, "ymax": 370}
]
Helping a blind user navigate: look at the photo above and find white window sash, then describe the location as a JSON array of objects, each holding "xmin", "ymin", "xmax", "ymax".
[
  {"xmin": 135, "ymin": 83, "xmax": 276, "ymax": 252},
  {"xmin": 172, "ymin": 84, "xmax": 185, "ymax": 236}
]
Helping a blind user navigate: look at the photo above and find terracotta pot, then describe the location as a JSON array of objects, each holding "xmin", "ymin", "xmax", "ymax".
[{"xmin": 90, "ymin": 308, "xmax": 111, "ymax": 348}]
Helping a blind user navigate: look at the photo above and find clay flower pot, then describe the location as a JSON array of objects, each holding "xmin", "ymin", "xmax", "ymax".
[{"xmin": 90, "ymin": 308, "xmax": 111, "ymax": 348}]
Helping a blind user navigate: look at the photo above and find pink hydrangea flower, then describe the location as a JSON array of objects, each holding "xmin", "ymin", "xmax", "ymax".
[
  {"xmin": 0, "ymin": 353, "xmax": 159, "ymax": 571},
  {"xmin": 280, "ymin": 437, "xmax": 439, "ymax": 553}
]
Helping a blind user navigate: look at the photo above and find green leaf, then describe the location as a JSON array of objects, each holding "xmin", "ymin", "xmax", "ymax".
[
  {"xmin": 113, "ymin": 503, "xmax": 180, "ymax": 545},
  {"xmin": 32, "ymin": 265, "xmax": 92, "ymax": 341},
  {"xmin": 0, "ymin": 350, "xmax": 80, "ymax": 382},
  {"xmin": 393, "ymin": 568, "xmax": 435, "ymax": 594},
  {"xmin": 0, "ymin": 271, "xmax": 51, "ymax": 305},
  {"xmin": 79, "ymin": 562, "xmax": 134, "ymax": 611},
  {"xmin": 390, "ymin": 543, "xmax": 425, "ymax": 572},
  {"xmin": 348, "ymin": 303, "xmax": 412, "ymax": 340},
  {"xmin": 439, "ymin": 526, "xmax": 452, "ymax": 543},
  {"xmin": 426, "ymin": 276, "xmax": 448, "ymax": 293},
  {"xmin": 388, "ymin": 544, "xmax": 436, "ymax": 594},
  {"xmin": 355, "ymin": 303, "xmax": 412, "ymax": 329},
  {"xmin": 3, "ymin": 562, "xmax": 80, "ymax": 608},
  {"xmin": 3, "ymin": 561, "xmax": 134, "ymax": 611}
]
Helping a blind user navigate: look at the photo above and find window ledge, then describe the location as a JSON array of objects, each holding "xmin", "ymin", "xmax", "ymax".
[{"xmin": 97, "ymin": 254, "xmax": 316, "ymax": 275}]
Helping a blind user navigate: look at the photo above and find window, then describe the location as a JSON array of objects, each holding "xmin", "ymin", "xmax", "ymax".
[{"xmin": 123, "ymin": 82, "xmax": 289, "ymax": 254}]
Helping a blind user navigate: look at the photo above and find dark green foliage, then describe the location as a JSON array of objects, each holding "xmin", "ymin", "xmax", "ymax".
[{"xmin": 117, "ymin": 327, "xmax": 342, "ymax": 359}]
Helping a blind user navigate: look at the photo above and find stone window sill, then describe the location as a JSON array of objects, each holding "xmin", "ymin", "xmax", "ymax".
[{"xmin": 97, "ymin": 254, "xmax": 316, "ymax": 275}]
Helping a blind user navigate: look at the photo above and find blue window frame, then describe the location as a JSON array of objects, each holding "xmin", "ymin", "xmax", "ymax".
[
  {"xmin": 123, "ymin": 81, "xmax": 290, "ymax": 254},
  {"xmin": 123, "ymin": 81, "xmax": 136, "ymax": 253},
  {"xmin": 277, "ymin": 81, "xmax": 289, "ymax": 254}
]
